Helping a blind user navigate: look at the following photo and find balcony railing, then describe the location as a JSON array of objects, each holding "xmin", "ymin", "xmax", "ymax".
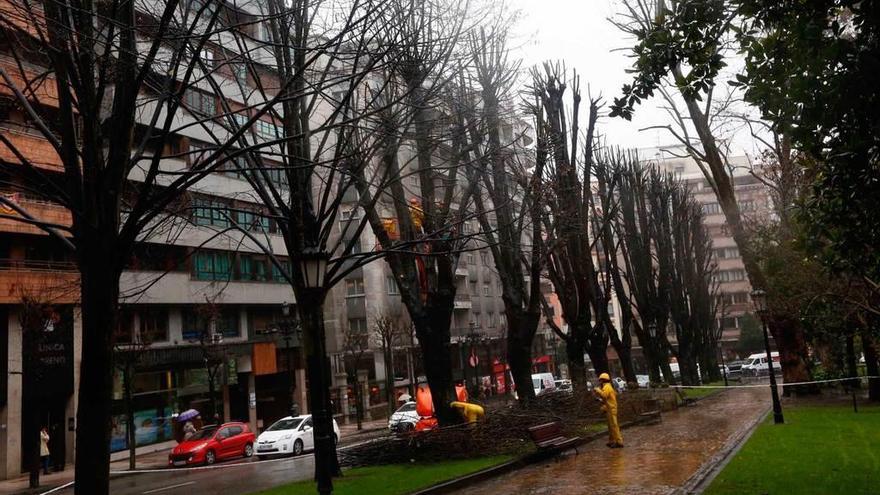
[{"xmin": 0, "ymin": 258, "xmax": 77, "ymax": 271}]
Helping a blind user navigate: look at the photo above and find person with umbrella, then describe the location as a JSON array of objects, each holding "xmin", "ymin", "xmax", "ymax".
[{"xmin": 176, "ymin": 409, "xmax": 201, "ymax": 442}]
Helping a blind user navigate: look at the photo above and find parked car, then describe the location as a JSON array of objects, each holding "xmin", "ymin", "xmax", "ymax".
[
  {"xmin": 741, "ymin": 352, "xmax": 780, "ymax": 377},
  {"xmin": 726, "ymin": 360, "xmax": 746, "ymax": 378},
  {"xmin": 636, "ymin": 374, "xmax": 650, "ymax": 388},
  {"xmin": 554, "ymin": 379, "xmax": 573, "ymax": 394},
  {"xmin": 255, "ymin": 415, "xmax": 340, "ymax": 460},
  {"xmin": 532, "ymin": 372, "xmax": 557, "ymax": 396},
  {"xmin": 168, "ymin": 422, "xmax": 255, "ymax": 467},
  {"xmin": 388, "ymin": 401, "xmax": 420, "ymax": 433},
  {"xmin": 613, "ymin": 377, "xmax": 627, "ymax": 393}
]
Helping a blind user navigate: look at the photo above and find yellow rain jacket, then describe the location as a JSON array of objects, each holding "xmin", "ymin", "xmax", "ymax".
[
  {"xmin": 595, "ymin": 382, "xmax": 623, "ymax": 446},
  {"xmin": 450, "ymin": 401, "xmax": 485, "ymax": 423}
]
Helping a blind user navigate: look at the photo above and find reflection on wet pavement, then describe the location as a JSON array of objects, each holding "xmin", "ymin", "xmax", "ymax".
[{"xmin": 460, "ymin": 387, "xmax": 769, "ymax": 495}]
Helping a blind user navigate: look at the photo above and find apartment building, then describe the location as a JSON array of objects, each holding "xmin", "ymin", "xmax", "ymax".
[
  {"xmin": 641, "ymin": 144, "xmax": 772, "ymax": 357},
  {"xmin": 0, "ymin": 0, "xmax": 317, "ymax": 478}
]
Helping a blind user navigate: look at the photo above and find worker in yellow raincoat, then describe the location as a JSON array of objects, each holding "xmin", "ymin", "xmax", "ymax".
[
  {"xmin": 594, "ymin": 373, "xmax": 623, "ymax": 448},
  {"xmin": 450, "ymin": 401, "xmax": 485, "ymax": 424}
]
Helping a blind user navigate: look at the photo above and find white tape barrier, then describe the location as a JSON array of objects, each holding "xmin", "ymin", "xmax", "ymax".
[
  {"xmin": 669, "ymin": 376, "xmax": 880, "ymax": 389},
  {"xmin": 37, "ymin": 481, "xmax": 75, "ymax": 495}
]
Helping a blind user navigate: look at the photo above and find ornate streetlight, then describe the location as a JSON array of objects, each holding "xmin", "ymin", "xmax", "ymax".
[
  {"xmin": 297, "ymin": 248, "xmax": 337, "ymax": 494},
  {"xmin": 751, "ymin": 289, "xmax": 784, "ymax": 424}
]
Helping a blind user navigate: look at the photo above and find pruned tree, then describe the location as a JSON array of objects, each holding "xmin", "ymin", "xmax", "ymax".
[
  {"xmin": 113, "ymin": 315, "xmax": 153, "ymax": 471},
  {"xmin": 529, "ymin": 64, "xmax": 615, "ymax": 387},
  {"xmin": 456, "ymin": 23, "xmax": 547, "ymax": 402}
]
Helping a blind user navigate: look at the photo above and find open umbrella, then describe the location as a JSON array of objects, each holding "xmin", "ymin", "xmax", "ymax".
[{"xmin": 177, "ymin": 409, "xmax": 200, "ymax": 422}]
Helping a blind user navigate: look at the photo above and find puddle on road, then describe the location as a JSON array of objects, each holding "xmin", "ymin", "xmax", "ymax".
[{"xmin": 462, "ymin": 388, "xmax": 768, "ymax": 495}]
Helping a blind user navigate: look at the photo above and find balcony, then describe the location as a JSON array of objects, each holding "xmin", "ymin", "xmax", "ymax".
[
  {"xmin": 0, "ymin": 128, "xmax": 64, "ymax": 172},
  {"xmin": 453, "ymin": 293, "xmax": 471, "ymax": 310},
  {"xmin": 120, "ymin": 271, "xmax": 295, "ymax": 305},
  {"xmin": 455, "ymin": 267, "xmax": 468, "ymax": 278},
  {"xmin": 0, "ymin": 194, "xmax": 72, "ymax": 235},
  {"xmin": 0, "ymin": 259, "xmax": 79, "ymax": 304}
]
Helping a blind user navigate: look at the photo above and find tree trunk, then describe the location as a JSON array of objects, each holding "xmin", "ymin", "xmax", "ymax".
[
  {"xmin": 771, "ymin": 316, "xmax": 816, "ymax": 395},
  {"xmin": 74, "ymin": 259, "xmax": 120, "ymax": 495},
  {"xmin": 845, "ymin": 333, "xmax": 859, "ymax": 389},
  {"xmin": 384, "ymin": 346, "xmax": 396, "ymax": 416},
  {"xmin": 861, "ymin": 330, "xmax": 880, "ymax": 401},
  {"xmin": 565, "ymin": 336, "xmax": 587, "ymax": 389},
  {"xmin": 506, "ymin": 310, "xmax": 539, "ymax": 402},
  {"xmin": 125, "ymin": 365, "xmax": 136, "ymax": 470},
  {"xmin": 700, "ymin": 349, "xmax": 721, "ymax": 383},
  {"xmin": 608, "ymin": 334, "xmax": 638, "ymax": 385},
  {"xmin": 585, "ymin": 328, "xmax": 610, "ymax": 376},
  {"xmin": 414, "ymin": 311, "xmax": 456, "ymax": 425}
]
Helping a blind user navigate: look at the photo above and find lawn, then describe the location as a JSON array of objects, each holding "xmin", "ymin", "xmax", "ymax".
[
  {"xmin": 678, "ymin": 381, "xmax": 727, "ymax": 400},
  {"xmin": 250, "ymin": 455, "xmax": 512, "ymax": 495},
  {"xmin": 705, "ymin": 403, "xmax": 880, "ymax": 495}
]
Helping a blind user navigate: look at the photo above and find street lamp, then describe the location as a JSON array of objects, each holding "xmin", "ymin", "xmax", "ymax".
[
  {"xmin": 297, "ymin": 248, "xmax": 337, "ymax": 494},
  {"xmin": 751, "ymin": 289, "xmax": 784, "ymax": 424}
]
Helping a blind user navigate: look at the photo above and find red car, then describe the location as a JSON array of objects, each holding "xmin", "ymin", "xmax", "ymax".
[{"xmin": 168, "ymin": 422, "xmax": 255, "ymax": 467}]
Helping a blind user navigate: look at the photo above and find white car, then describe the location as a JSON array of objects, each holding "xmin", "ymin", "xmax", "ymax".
[
  {"xmin": 636, "ymin": 374, "xmax": 650, "ymax": 388},
  {"xmin": 613, "ymin": 377, "xmax": 627, "ymax": 393},
  {"xmin": 255, "ymin": 415, "xmax": 340, "ymax": 459},
  {"xmin": 388, "ymin": 401, "xmax": 420, "ymax": 433}
]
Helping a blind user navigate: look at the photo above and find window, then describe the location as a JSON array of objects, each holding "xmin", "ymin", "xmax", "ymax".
[
  {"xmin": 482, "ymin": 284, "xmax": 490, "ymax": 296},
  {"xmin": 181, "ymin": 309, "xmax": 209, "ymax": 341},
  {"xmin": 192, "ymin": 198, "xmax": 230, "ymax": 227},
  {"xmin": 239, "ymin": 255, "xmax": 253, "ymax": 280},
  {"xmin": 188, "ymin": 140, "xmax": 213, "ymax": 167},
  {"xmin": 480, "ymin": 251, "xmax": 489, "ymax": 266},
  {"xmin": 466, "ymin": 253, "xmax": 475, "ymax": 265},
  {"xmin": 487, "ymin": 312, "xmax": 495, "ymax": 328},
  {"xmin": 703, "ymin": 203, "xmax": 721, "ymax": 215},
  {"xmin": 199, "ymin": 49, "xmax": 214, "ymax": 69},
  {"xmin": 346, "ymin": 278, "xmax": 365, "ymax": 297},
  {"xmin": 271, "ymin": 260, "xmax": 289, "ymax": 283},
  {"xmin": 184, "ymin": 89, "xmax": 216, "ymax": 116},
  {"xmin": 386, "ymin": 276, "xmax": 399, "ymax": 295},
  {"xmin": 717, "ymin": 269, "xmax": 746, "ymax": 282},
  {"xmin": 236, "ymin": 209, "xmax": 269, "ymax": 232},
  {"xmin": 721, "ymin": 317, "xmax": 739, "ymax": 329},
  {"xmin": 233, "ymin": 63, "xmax": 247, "ymax": 84},
  {"xmin": 215, "ymin": 309, "xmax": 240, "ymax": 338},
  {"xmin": 715, "ymin": 247, "xmax": 740, "ymax": 259},
  {"xmin": 469, "ymin": 281, "xmax": 478, "ymax": 295},
  {"xmin": 348, "ymin": 318, "xmax": 368, "ymax": 334},
  {"xmin": 740, "ymin": 200, "xmax": 756, "ymax": 212},
  {"xmin": 732, "ymin": 292, "xmax": 749, "ymax": 304},
  {"xmin": 256, "ymin": 120, "xmax": 282, "ymax": 140},
  {"xmin": 193, "ymin": 251, "xmax": 232, "ymax": 281},
  {"xmin": 140, "ymin": 308, "xmax": 169, "ymax": 342}
]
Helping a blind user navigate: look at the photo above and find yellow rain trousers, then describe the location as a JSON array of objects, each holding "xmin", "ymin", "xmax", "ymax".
[{"xmin": 597, "ymin": 382, "xmax": 623, "ymax": 446}]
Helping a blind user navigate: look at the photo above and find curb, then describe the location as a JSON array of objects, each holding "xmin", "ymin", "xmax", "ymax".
[
  {"xmin": 410, "ymin": 414, "xmax": 661, "ymax": 495},
  {"xmin": 677, "ymin": 404, "xmax": 771, "ymax": 494}
]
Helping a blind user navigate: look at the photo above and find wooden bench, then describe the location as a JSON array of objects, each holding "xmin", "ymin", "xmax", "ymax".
[{"xmin": 527, "ymin": 422, "xmax": 581, "ymax": 456}]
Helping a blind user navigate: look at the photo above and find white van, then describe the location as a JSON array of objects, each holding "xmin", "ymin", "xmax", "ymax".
[
  {"xmin": 532, "ymin": 373, "xmax": 556, "ymax": 396},
  {"xmin": 741, "ymin": 352, "xmax": 780, "ymax": 376}
]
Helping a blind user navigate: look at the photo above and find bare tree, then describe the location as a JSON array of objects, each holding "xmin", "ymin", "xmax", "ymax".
[
  {"xmin": 373, "ymin": 313, "xmax": 405, "ymax": 415},
  {"xmin": 0, "ymin": 1, "xmax": 263, "ymax": 490},
  {"xmin": 457, "ymin": 24, "xmax": 546, "ymax": 401},
  {"xmin": 341, "ymin": 320, "xmax": 370, "ymax": 430}
]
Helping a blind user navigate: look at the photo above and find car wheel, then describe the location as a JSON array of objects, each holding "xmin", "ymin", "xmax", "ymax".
[
  {"xmin": 205, "ymin": 450, "xmax": 216, "ymax": 465},
  {"xmin": 243, "ymin": 443, "xmax": 254, "ymax": 458},
  {"xmin": 292, "ymin": 439, "xmax": 304, "ymax": 456}
]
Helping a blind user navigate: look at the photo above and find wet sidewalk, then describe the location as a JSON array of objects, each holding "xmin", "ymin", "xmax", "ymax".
[{"xmin": 457, "ymin": 387, "xmax": 770, "ymax": 495}]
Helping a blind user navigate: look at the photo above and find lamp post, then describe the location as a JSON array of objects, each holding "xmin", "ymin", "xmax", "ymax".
[
  {"xmin": 751, "ymin": 289, "xmax": 784, "ymax": 424},
  {"xmin": 718, "ymin": 321, "xmax": 729, "ymax": 387},
  {"xmin": 297, "ymin": 248, "xmax": 337, "ymax": 494},
  {"xmin": 647, "ymin": 322, "xmax": 659, "ymax": 382}
]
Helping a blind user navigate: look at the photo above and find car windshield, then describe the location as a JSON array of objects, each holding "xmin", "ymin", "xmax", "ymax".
[
  {"xmin": 396, "ymin": 403, "xmax": 416, "ymax": 413},
  {"xmin": 266, "ymin": 418, "xmax": 303, "ymax": 432},
  {"xmin": 190, "ymin": 427, "xmax": 217, "ymax": 440}
]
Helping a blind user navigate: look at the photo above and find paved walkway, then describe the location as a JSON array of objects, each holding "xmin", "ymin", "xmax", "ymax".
[
  {"xmin": 0, "ymin": 417, "xmax": 389, "ymax": 495},
  {"xmin": 457, "ymin": 387, "xmax": 770, "ymax": 495}
]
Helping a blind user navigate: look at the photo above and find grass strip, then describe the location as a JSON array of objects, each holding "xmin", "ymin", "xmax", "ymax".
[
  {"xmin": 705, "ymin": 403, "xmax": 880, "ymax": 495},
  {"xmin": 251, "ymin": 455, "xmax": 512, "ymax": 495}
]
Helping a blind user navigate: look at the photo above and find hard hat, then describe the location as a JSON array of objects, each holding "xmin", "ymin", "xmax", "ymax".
[{"xmin": 599, "ymin": 373, "xmax": 611, "ymax": 382}]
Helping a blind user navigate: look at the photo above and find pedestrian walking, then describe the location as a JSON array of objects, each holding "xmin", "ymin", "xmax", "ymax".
[
  {"xmin": 593, "ymin": 373, "xmax": 623, "ymax": 448},
  {"xmin": 183, "ymin": 420, "xmax": 197, "ymax": 441},
  {"xmin": 39, "ymin": 427, "xmax": 51, "ymax": 474}
]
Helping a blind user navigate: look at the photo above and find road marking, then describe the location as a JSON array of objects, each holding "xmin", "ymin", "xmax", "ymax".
[{"xmin": 142, "ymin": 481, "xmax": 196, "ymax": 494}]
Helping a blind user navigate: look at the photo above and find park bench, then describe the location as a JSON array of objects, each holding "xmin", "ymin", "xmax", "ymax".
[{"xmin": 527, "ymin": 422, "xmax": 581, "ymax": 456}]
